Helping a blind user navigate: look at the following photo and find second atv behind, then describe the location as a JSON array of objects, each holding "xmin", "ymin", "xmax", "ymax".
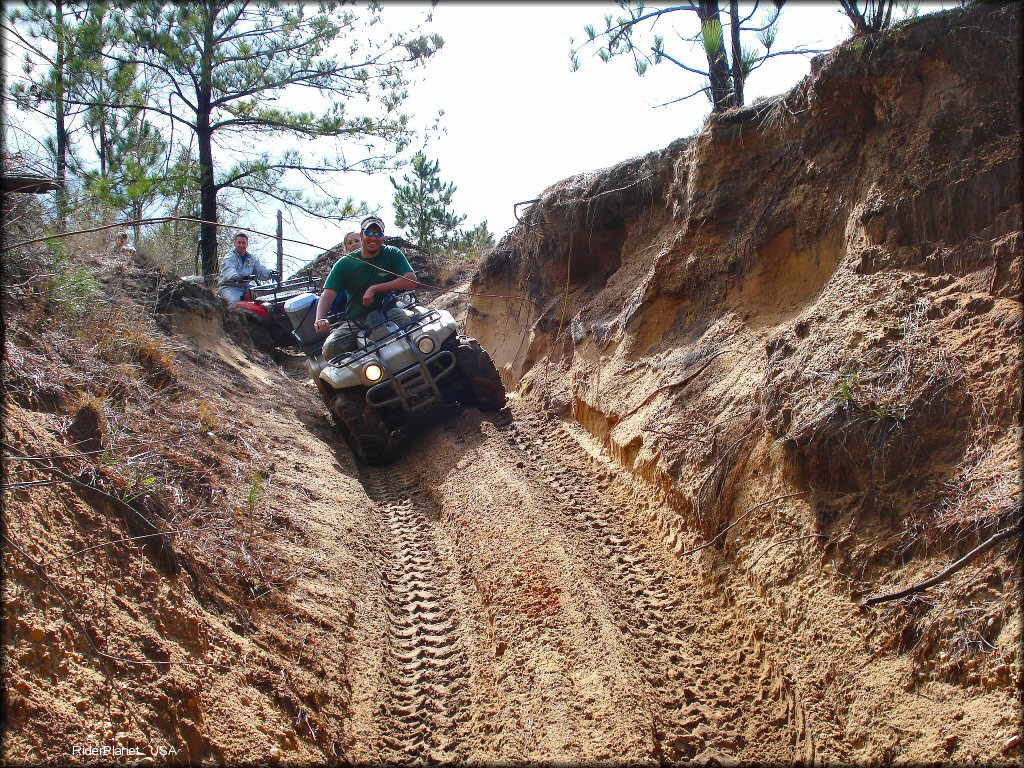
[{"xmin": 284, "ymin": 290, "xmax": 506, "ymax": 463}]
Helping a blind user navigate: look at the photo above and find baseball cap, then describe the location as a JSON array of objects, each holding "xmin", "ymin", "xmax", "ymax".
[{"xmin": 360, "ymin": 215, "xmax": 385, "ymax": 233}]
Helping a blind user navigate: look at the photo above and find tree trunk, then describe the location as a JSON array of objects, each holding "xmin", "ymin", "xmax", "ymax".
[
  {"xmin": 729, "ymin": 0, "xmax": 744, "ymax": 108},
  {"xmin": 197, "ymin": 5, "xmax": 218, "ymax": 282},
  {"xmin": 54, "ymin": 0, "xmax": 68, "ymax": 231},
  {"xmin": 99, "ymin": 116, "xmax": 107, "ymax": 178},
  {"xmin": 132, "ymin": 201, "xmax": 142, "ymax": 249},
  {"xmin": 197, "ymin": 122, "xmax": 217, "ymax": 280},
  {"xmin": 839, "ymin": 0, "xmax": 897, "ymax": 36},
  {"xmin": 696, "ymin": 0, "xmax": 734, "ymax": 112}
]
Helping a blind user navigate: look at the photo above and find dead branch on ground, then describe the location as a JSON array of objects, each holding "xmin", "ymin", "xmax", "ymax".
[{"xmin": 864, "ymin": 522, "xmax": 1021, "ymax": 606}]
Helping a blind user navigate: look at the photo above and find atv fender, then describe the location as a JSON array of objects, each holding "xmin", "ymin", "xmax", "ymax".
[{"xmin": 320, "ymin": 363, "xmax": 363, "ymax": 391}]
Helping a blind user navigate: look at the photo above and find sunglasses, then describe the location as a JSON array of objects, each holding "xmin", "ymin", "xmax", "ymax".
[{"xmin": 362, "ymin": 229, "xmax": 384, "ymax": 237}]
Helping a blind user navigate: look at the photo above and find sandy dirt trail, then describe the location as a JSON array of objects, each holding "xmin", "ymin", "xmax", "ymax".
[
  {"xmin": 6, "ymin": 313, "xmax": 1013, "ymax": 764},
  {"xmin": 264, "ymin": 353, "xmax": 809, "ymax": 764}
]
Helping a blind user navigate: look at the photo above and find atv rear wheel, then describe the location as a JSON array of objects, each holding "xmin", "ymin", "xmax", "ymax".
[
  {"xmin": 452, "ymin": 336, "xmax": 506, "ymax": 412},
  {"xmin": 329, "ymin": 391, "xmax": 396, "ymax": 464},
  {"xmin": 236, "ymin": 311, "xmax": 277, "ymax": 350}
]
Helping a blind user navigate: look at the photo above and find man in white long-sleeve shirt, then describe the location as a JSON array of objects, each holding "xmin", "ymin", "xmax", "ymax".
[{"xmin": 217, "ymin": 232, "xmax": 277, "ymax": 304}]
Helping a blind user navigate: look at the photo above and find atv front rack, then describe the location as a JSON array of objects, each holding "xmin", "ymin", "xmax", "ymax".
[{"xmin": 250, "ymin": 274, "xmax": 318, "ymax": 306}]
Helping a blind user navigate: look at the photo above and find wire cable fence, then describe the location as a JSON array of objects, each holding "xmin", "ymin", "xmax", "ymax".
[{"xmin": 2, "ymin": 214, "xmax": 524, "ymax": 302}]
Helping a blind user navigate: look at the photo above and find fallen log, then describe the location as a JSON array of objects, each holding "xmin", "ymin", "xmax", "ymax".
[{"xmin": 2, "ymin": 174, "xmax": 63, "ymax": 193}]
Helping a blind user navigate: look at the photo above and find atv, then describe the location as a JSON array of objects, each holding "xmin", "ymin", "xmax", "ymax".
[
  {"xmin": 284, "ymin": 290, "xmax": 506, "ymax": 463},
  {"xmin": 226, "ymin": 271, "xmax": 320, "ymax": 348}
]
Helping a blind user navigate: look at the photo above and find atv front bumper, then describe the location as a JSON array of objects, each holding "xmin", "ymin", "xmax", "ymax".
[{"xmin": 366, "ymin": 350, "xmax": 457, "ymax": 416}]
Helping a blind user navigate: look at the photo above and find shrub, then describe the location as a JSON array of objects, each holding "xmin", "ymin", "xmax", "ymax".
[
  {"xmin": 197, "ymin": 400, "xmax": 220, "ymax": 433},
  {"xmin": 68, "ymin": 393, "xmax": 108, "ymax": 452},
  {"xmin": 47, "ymin": 264, "xmax": 98, "ymax": 315}
]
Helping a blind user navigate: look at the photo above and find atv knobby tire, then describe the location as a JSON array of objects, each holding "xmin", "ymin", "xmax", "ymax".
[
  {"xmin": 452, "ymin": 336, "xmax": 506, "ymax": 412},
  {"xmin": 329, "ymin": 391, "xmax": 396, "ymax": 464}
]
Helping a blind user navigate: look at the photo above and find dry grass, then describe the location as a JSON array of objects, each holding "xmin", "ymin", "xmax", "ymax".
[
  {"xmin": 430, "ymin": 251, "xmax": 473, "ymax": 288},
  {"xmin": 1, "ymin": 194, "xmax": 49, "ymax": 295},
  {"xmin": 140, "ymin": 220, "xmax": 202, "ymax": 277},
  {"xmin": 3, "ymin": 243, "xmax": 292, "ymax": 613},
  {"xmin": 74, "ymin": 308, "xmax": 177, "ymax": 390},
  {"xmin": 784, "ymin": 296, "xmax": 973, "ymax": 503},
  {"xmin": 197, "ymin": 400, "xmax": 221, "ymax": 433}
]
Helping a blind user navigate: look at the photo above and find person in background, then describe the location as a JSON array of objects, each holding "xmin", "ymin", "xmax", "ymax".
[
  {"xmin": 217, "ymin": 232, "xmax": 278, "ymax": 305},
  {"xmin": 114, "ymin": 230, "xmax": 136, "ymax": 256},
  {"xmin": 323, "ymin": 231, "xmax": 361, "ymax": 318},
  {"xmin": 314, "ymin": 216, "xmax": 415, "ymax": 359}
]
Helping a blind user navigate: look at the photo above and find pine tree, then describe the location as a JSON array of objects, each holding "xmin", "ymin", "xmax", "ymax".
[
  {"xmin": 571, "ymin": 1, "xmax": 823, "ymax": 113},
  {"xmin": 390, "ymin": 151, "xmax": 466, "ymax": 253},
  {"xmin": 452, "ymin": 221, "xmax": 495, "ymax": 260},
  {"xmin": 71, "ymin": 5, "xmax": 166, "ymax": 238},
  {"xmin": 4, "ymin": 0, "xmax": 92, "ymax": 226},
  {"xmin": 106, "ymin": 3, "xmax": 442, "ymax": 279}
]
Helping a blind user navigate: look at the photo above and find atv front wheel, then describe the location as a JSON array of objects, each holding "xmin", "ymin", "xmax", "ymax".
[
  {"xmin": 452, "ymin": 336, "xmax": 506, "ymax": 412},
  {"xmin": 329, "ymin": 391, "xmax": 396, "ymax": 464}
]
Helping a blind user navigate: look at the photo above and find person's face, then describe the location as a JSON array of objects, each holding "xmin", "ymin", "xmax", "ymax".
[
  {"xmin": 361, "ymin": 227, "xmax": 384, "ymax": 256},
  {"xmin": 344, "ymin": 232, "xmax": 361, "ymax": 252},
  {"xmin": 233, "ymin": 236, "xmax": 248, "ymax": 255}
]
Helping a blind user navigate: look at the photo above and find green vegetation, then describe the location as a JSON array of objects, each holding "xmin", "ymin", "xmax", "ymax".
[
  {"xmin": 391, "ymin": 151, "xmax": 494, "ymax": 259},
  {"xmin": 570, "ymin": 1, "xmax": 815, "ymax": 112},
  {"xmin": 571, "ymin": 1, "xmax": 930, "ymax": 112},
  {"xmin": 832, "ymin": 370, "xmax": 862, "ymax": 406},
  {"xmin": 453, "ymin": 220, "xmax": 496, "ymax": 260},
  {"xmin": 391, "ymin": 151, "xmax": 466, "ymax": 253},
  {"xmin": 46, "ymin": 249, "xmax": 97, "ymax": 314},
  {"xmin": 4, "ymin": 2, "xmax": 444, "ymax": 277},
  {"xmin": 246, "ymin": 468, "xmax": 270, "ymax": 513}
]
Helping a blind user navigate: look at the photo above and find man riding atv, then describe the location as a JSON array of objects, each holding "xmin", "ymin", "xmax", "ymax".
[
  {"xmin": 296, "ymin": 215, "xmax": 505, "ymax": 463},
  {"xmin": 217, "ymin": 232, "xmax": 278, "ymax": 304},
  {"xmin": 218, "ymin": 230, "xmax": 326, "ymax": 348},
  {"xmin": 314, "ymin": 216, "xmax": 415, "ymax": 359}
]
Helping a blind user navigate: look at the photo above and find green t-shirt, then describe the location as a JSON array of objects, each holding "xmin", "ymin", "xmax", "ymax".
[{"xmin": 323, "ymin": 245, "xmax": 414, "ymax": 319}]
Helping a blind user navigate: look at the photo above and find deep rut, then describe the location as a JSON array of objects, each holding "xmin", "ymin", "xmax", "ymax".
[
  {"xmin": 341, "ymin": 404, "xmax": 811, "ymax": 763},
  {"xmin": 493, "ymin": 408, "xmax": 808, "ymax": 763},
  {"xmin": 359, "ymin": 466, "xmax": 473, "ymax": 764}
]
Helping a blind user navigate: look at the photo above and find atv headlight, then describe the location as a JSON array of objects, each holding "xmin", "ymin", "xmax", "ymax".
[
  {"xmin": 363, "ymin": 363, "xmax": 384, "ymax": 383},
  {"xmin": 416, "ymin": 335, "xmax": 435, "ymax": 355}
]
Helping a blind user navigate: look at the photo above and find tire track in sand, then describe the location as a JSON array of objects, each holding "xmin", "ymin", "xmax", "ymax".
[
  {"xmin": 493, "ymin": 407, "xmax": 807, "ymax": 763},
  {"xmin": 359, "ymin": 465, "xmax": 473, "ymax": 764}
]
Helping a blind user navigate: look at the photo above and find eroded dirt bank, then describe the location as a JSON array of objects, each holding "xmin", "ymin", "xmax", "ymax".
[
  {"xmin": 2, "ymin": 316, "xmax": 825, "ymax": 764},
  {"xmin": 464, "ymin": 1, "xmax": 1022, "ymax": 762},
  {"xmin": 3, "ymin": 2, "xmax": 1021, "ymax": 766}
]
